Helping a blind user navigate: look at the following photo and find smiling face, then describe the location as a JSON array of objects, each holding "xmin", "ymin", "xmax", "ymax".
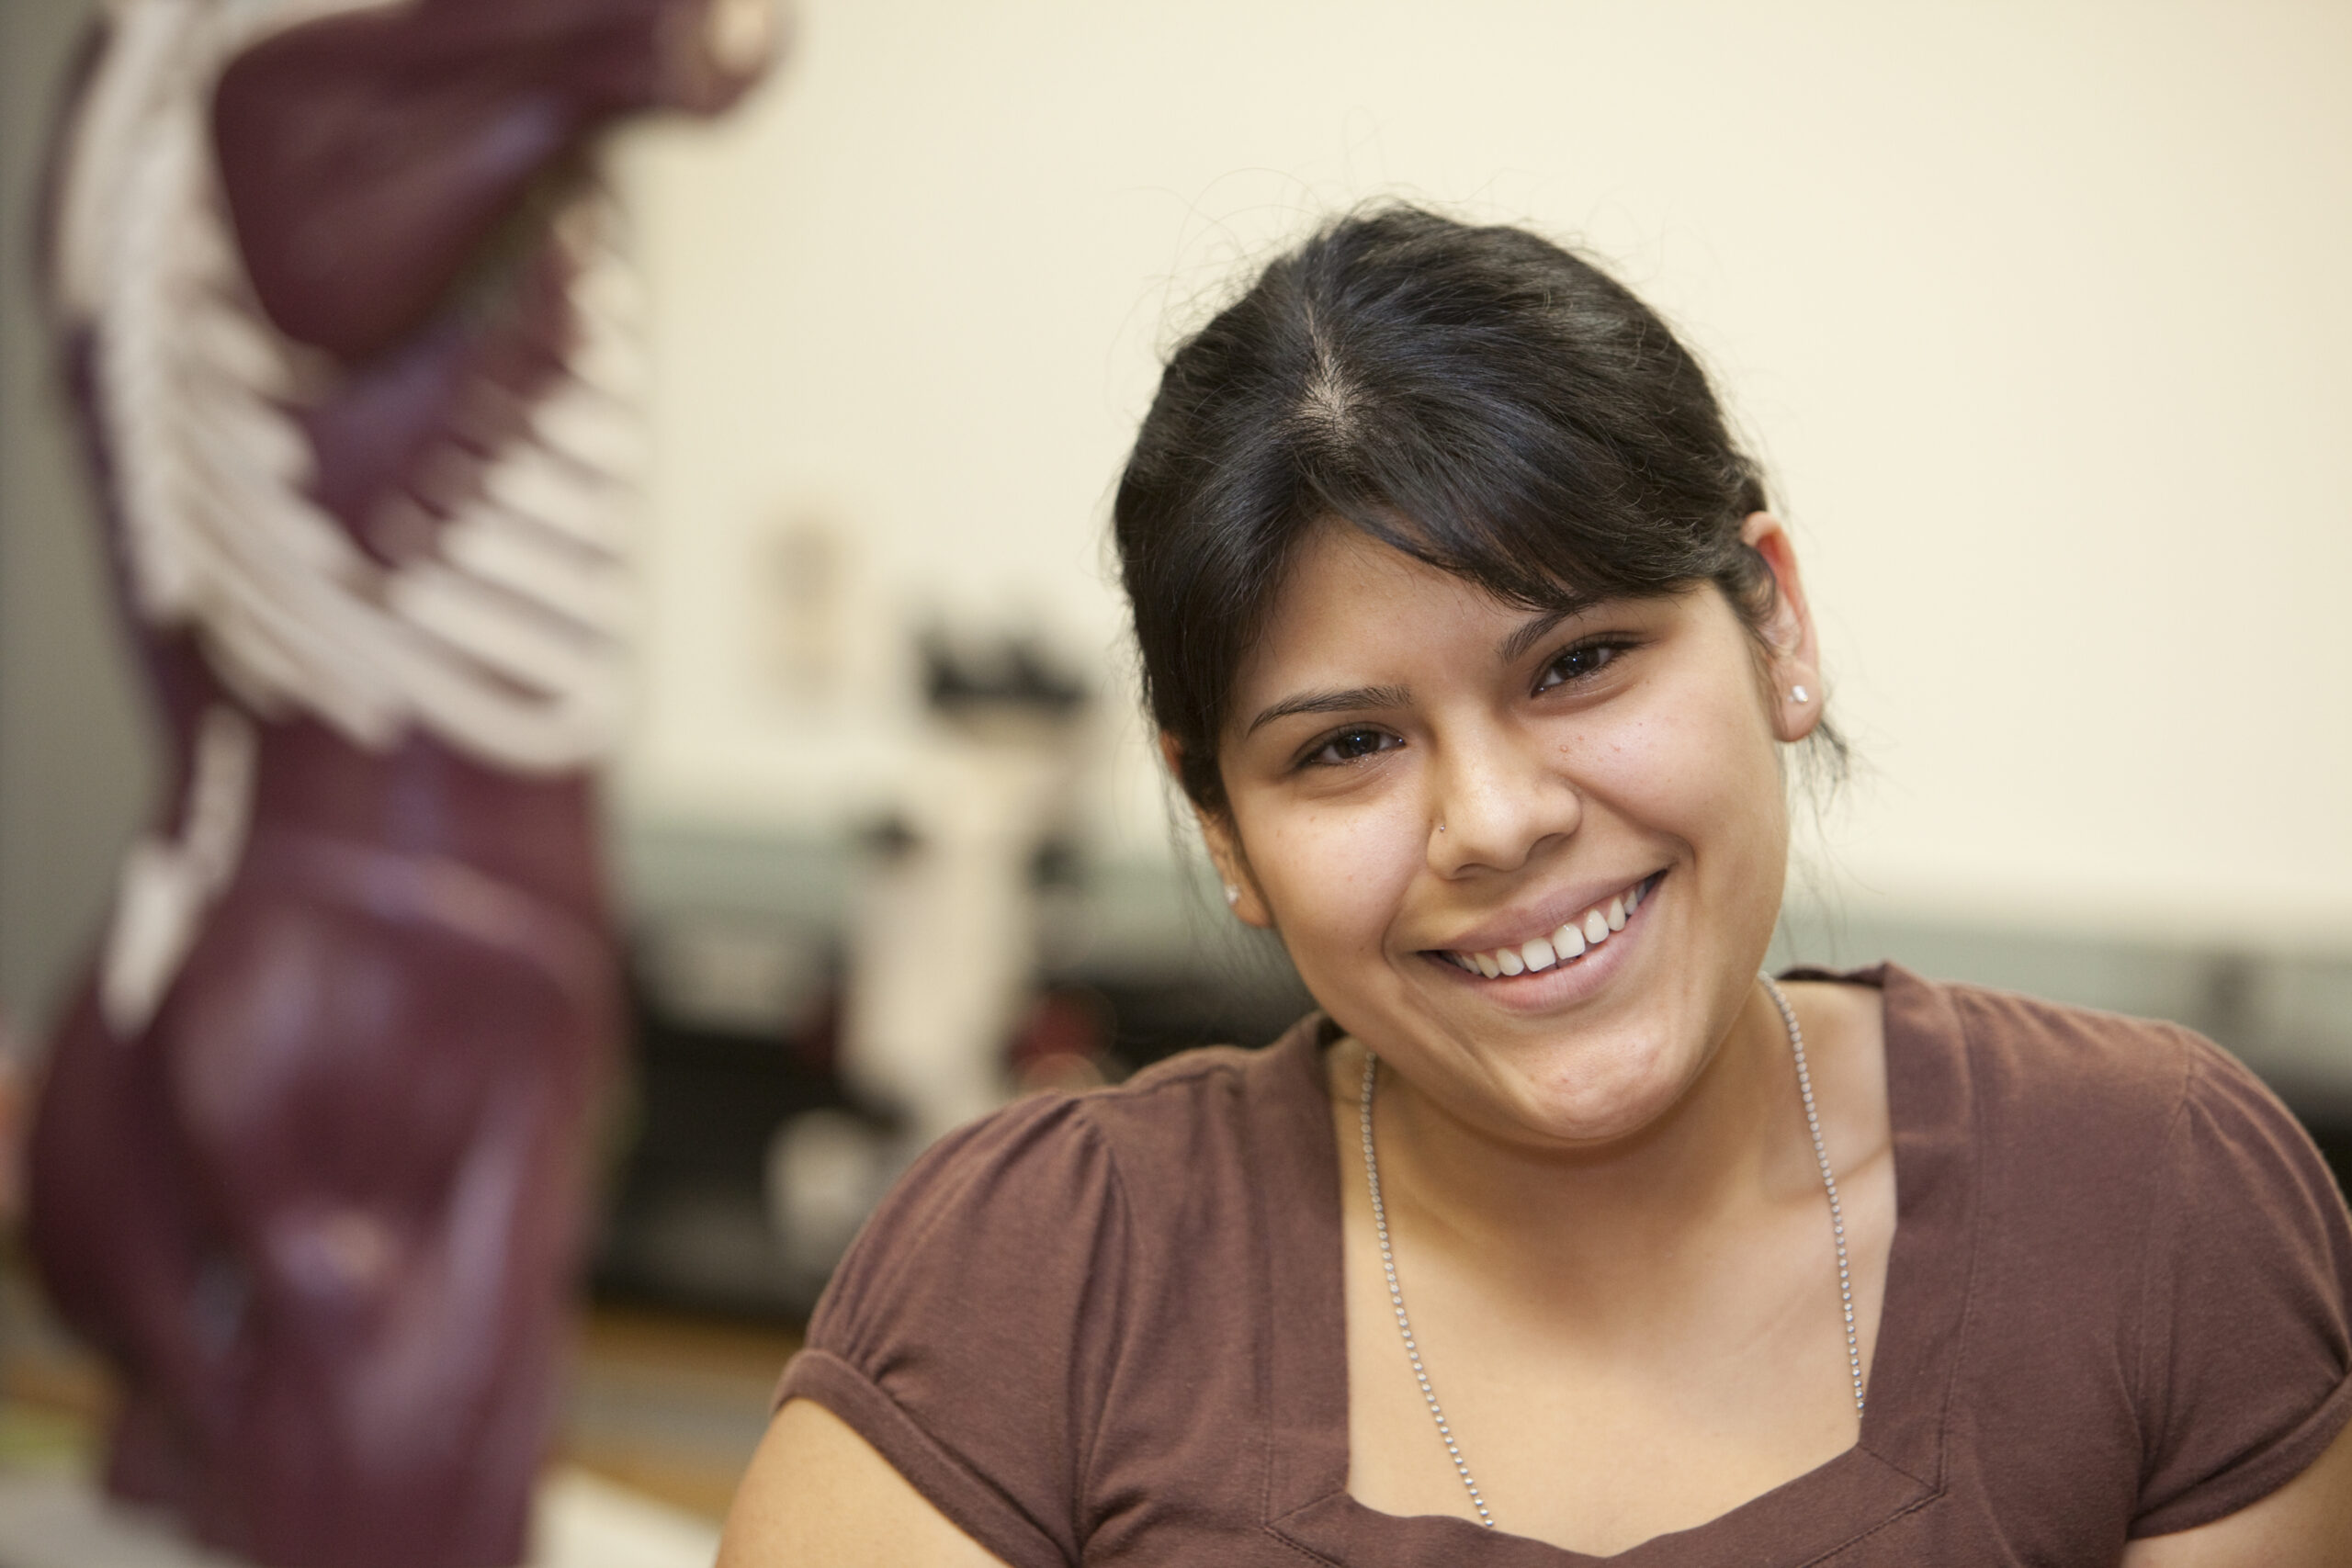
[{"xmin": 1195, "ymin": 515, "xmax": 1823, "ymax": 1151}]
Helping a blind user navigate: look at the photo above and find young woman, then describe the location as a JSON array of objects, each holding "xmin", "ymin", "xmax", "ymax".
[{"xmin": 719, "ymin": 209, "xmax": 2352, "ymax": 1566}]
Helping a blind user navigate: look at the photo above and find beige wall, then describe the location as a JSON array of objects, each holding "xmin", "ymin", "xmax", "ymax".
[
  {"xmin": 612, "ymin": 0, "xmax": 2352, "ymax": 945},
  {"xmin": 6, "ymin": 0, "xmax": 2348, "ymax": 1032}
]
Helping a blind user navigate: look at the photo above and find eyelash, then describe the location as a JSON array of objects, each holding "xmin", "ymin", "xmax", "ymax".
[
  {"xmin": 1290, "ymin": 637, "xmax": 1638, "ymax": 771},
  {"xmin": 1533, "ymin": 636, "xmax": 1634, "ymax": 693},
  {"xmin": 1297, "ymin": 726, "xmax": 1400, "ymax": 770}
]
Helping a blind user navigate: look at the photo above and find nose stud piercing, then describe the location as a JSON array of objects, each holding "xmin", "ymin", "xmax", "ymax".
[
  {"xmin": 1437, "ymin": 823, "xmax": 1447, "ymax": 834},
  {"xmin": 1223, "ymin": 883, "xmax": 1241, "ymax": 907},
  {"xmin": 1790, "ymin": 685, "xmax": 1811, "ymax": 705}
]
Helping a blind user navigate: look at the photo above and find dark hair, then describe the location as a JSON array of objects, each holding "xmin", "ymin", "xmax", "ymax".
[{"xmin": 1114, "ymin": 205, "xmax": 1832, "ymax": 815}]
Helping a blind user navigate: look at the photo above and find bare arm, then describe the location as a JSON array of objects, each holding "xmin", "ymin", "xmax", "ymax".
[
  {"xmin": 718, "ymin": 1399, "xmax": 1013, "ymax": 1568},
  {"xmin": 2120, "ymin": 1415, "xmax": 2352, "ymax": 1568}
]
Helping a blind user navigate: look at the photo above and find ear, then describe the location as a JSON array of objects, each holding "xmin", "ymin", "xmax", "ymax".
[
  {"xmin": 1159, "ymin": 732, "xmax": 1274, "ymax": 929},
  {"xmin": 1739, "ymin": 512, "xmax": 1825, "ymax": 744}
]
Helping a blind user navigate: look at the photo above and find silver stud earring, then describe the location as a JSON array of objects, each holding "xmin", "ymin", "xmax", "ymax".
[
  {"xmin": 1790, "ymin": 684, "xmax": 1811, "ymax": 705},
  {"xmin": 1223, "ymin": 883, "xmax": 1241, "ymax": 907}
]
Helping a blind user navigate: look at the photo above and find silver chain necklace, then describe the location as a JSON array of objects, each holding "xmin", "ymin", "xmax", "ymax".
[{"xmin": 1357, "ymin": 972, "xmax": 1865, "ymax": 1530}]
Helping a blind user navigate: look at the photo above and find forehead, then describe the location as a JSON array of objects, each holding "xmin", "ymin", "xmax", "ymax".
[{"xmin": 1234, "ymin": 524, "xmax": 1532, "ymax": 694}]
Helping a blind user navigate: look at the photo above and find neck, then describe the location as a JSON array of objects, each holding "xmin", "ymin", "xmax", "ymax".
[{"xmin": 1356, "ymin": 985, "xmax": 1815, "ymax": 1323}]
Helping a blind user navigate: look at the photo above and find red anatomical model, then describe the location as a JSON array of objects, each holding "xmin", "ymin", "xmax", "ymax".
[{"xmin": 27, "ymin": 3, "xmax": 775, "ymax": 1563}]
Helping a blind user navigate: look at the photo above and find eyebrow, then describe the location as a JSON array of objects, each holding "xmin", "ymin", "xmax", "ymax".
[
  {"xmin": 1239, "ymin": 607, "xmax": 1600, "ymax": 739},
  {"xmin": 1243, "ymin": 683, "xmax": 1412, "ymax": 737},
  {"xmin": 1494, "ymin": 605, "xmax": 1586, "ymax": 666}
]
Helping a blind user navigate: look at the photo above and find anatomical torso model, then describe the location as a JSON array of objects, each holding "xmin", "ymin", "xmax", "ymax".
[{"xmin": 28, "ymin": 4, "xmax": 773, "ymax": 1563}]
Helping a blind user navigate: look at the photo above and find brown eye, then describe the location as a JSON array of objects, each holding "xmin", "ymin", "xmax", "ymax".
[
  {"xmin": 1306, "ymin": 727, "xmax": 1399, "ymax": 768},
  {"xmin": 1537, "ymin": 640, "xmax": 1623, "ymax": 693}
]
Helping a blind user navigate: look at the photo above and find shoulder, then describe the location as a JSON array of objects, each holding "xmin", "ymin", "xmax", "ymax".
[
  {"xmin": 1061, "ymin": 1024, "xmax": 1326, "ymax": 1196},
  {"xmin": 1869, "ymin": 966, "xmax": 2352, "ymax": 1534},
  {"xmin": 806, "ymin": 1017, "xmax": 1328, "ymax": 1362},
  {"xmin": 1942, "ymin": 975, "xmax": 2210, "ymax": 1101},
  {"xmin": 872, "ymin": 1027, "xmax": 1305, "ymax": 1213},
  {"xmin": 775, "ymin": 1020, "xmax": 1330, "ymax": 1566},
  {"xmin": 1881, "ymin": 964, "xmax": 2346, "ymax": 1253},
  {"xmin": 1874, "ymin": 964, "xmax": 2280, "ymax": 1159}
]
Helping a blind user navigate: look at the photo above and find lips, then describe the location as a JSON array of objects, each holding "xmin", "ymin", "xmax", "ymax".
[{"xmin": 1436, "ymin": 872, "xmax": 1663, "ymax": 979}]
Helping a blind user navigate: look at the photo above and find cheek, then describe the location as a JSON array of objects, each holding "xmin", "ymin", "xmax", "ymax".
[
  {"xmin": 1575, "ymin": 678, "xmax": 1788, "ymax": 861},
  {"xmin": 1245, "ymin": 796, "xmax": 1424, "ymax": 955}
]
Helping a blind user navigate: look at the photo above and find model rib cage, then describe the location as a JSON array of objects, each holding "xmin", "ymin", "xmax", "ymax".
[{"xmin": 58, "ymin": 0, "xmax": 645, "ymax": 773}]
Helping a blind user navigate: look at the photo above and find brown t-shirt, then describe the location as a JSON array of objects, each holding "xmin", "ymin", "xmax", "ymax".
[{"xmin": 775, "ymin": 964, "xmax": 2352, "ymax": 1565}]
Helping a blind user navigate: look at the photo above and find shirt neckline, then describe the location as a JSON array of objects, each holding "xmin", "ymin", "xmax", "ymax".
[{"xmin": 1251, "ymin": 963, "xmax": 1975, "ymax": 1568}]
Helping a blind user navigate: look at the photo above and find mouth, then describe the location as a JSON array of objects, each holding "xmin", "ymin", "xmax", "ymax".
[{"xmin": 1430, "ymin": 871, "xmax": 1665, "ymax": 980}]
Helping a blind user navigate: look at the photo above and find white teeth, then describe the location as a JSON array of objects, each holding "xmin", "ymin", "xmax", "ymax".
[{"xmin": 1452, "ymin": 880, "xmax": 1654, "ymax": 978}]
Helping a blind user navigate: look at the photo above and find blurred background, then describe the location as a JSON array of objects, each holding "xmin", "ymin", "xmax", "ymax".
[{"xmin": 3, "ymin": 0, "xmax": 2348, "ymax": 1555}]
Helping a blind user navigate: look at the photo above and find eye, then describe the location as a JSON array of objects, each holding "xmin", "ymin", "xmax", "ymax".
[
  {"xmin": 1534, "ymin": 637, "xmax": 1628, "ymax": 694},
  {"xmin": 1300, "ymin": 726, "xmax": 1401, "ymax": 769}
]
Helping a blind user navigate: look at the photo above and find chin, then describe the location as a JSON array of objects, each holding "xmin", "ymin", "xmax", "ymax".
[{"xmin": 1481, "ymin": 1022, "xmax": 1709, "ymax": 1147}]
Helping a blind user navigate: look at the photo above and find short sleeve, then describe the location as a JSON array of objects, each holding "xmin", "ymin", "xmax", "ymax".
[
  {"xmin": 2129, "ymin": 1039, "xmax": 2352, "ymax": 1537},
  {"xmin": 774, "ymin": 1093, "xmax": 1128, "ymax": 1568}
]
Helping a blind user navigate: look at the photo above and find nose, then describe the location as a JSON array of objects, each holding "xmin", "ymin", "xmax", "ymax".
[{"xmin": 1426, "ymin": 720, "xmax": 1582, "ymax": 877}]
